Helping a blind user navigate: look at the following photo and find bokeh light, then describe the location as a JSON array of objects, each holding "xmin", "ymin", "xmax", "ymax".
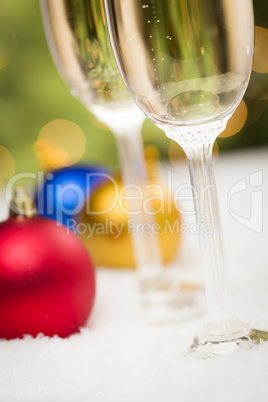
[
  {"xmin": 36, "ymin": 119, "xmax": 86, "ymax": 168},
  {"xmin": 219, "ymin": 101, "xmax": 247, "ymax": 139},
  {"xmin": 33, "ymin": 138, "xmax": 71, "ymax": 171},
  {"xmin": 253, "ymin": 26, "xmax": 268, "ymax": 74},
  {"xmin": 0, "ymin": 146, "xmax": 16, "ymax": 180},
  {"xmin": 246, "ymin": 78, "xmax": 266, "ymax": 100},
  {"xmin": 0, "ymin": 24, "xmax": 17, "ymax": 69}
]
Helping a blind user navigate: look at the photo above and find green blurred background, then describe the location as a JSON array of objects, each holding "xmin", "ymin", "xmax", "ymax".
[{"xmin": 0, "ymin": 0, "xmax": 267, "ymax": 177}]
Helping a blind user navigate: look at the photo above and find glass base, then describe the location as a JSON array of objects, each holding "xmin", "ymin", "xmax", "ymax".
[
  {"xmin": 139, "ymin": 275, "xmax": 205, "ymax": 325},
  {"xmin": 188, "ymin": 329, "xmax": 268, "ymax": 359}
]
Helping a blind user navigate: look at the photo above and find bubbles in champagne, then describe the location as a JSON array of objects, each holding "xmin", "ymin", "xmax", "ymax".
[
  {"xmin": 106, "ymin": 0, "xmax": 254, "ymax": 126},
  {"xmin": 43, "ymin": 0, "xmax": 132, "ymax": 109}
]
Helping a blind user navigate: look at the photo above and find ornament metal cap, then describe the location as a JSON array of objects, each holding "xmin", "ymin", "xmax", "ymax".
[{"xmin": 10, "ymin": 186, "xmax": 37, "ymax": 218}]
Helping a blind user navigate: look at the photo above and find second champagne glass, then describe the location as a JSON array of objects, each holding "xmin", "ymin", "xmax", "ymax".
[
  {"xmin": 40, "ymin": 0, "xmax": 200, "ymax": 304},
  {"xmin": 40, "ymin": 0, "xmax": 163, "ymax": 287},
  {"xmin": 105, "ymin": 0, "xmax": 268, "ymax": 356}
]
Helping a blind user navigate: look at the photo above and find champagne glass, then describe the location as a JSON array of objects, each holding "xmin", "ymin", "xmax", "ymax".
[
  {"xmin": 39, "ymin": 0, "xmax": 163, "ymax": 287},
  {"xmin": 40, "ymin": 0, "xmax": 200, "ymax": 302},
  {"xmin": 104, "ymin": 0, "xmax": 268, "ymax": 356}
]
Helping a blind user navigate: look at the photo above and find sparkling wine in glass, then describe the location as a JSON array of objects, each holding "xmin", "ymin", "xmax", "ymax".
[
  {"xmin": 105, "ymin": 0, "xmax": 268, "ymax": 356},
  {"xmin": 40, "ymin": 0, "xmax": 164, "ymax": 286},
  {"xmin": 40, "ymin": 0, "xmax": 200, "ymax": 302}
]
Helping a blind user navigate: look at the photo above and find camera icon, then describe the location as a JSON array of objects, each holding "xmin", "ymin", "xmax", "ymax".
[{"xmin": 227, "ymin": 170, "xmax": 263, "ymax": 233}]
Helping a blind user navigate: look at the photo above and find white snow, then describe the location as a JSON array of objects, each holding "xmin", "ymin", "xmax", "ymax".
[{"xmin": 0, "ymin": 147, "xmax": 268, "ymax": 401}]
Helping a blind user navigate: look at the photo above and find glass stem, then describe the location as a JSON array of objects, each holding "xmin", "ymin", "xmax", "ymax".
[
  {"xmin": 185, "ymin": 142, "xmax": 249, "ymax": 342},
  {"xmin": 114, "ymin": 122, "xmax": 163, "ymax": 286},
  {"xmin": 91, "ymin": 106, "xmax": 163, "ymax": 286}
]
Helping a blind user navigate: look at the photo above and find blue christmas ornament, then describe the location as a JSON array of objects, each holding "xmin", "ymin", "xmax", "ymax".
[{"xmin": 35, "ymin": 165, "xmax": 108, "ymax": 227}]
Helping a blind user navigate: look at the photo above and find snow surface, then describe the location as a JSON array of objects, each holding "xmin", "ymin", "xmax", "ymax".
[{"xmin": 0, "ymin": 147, "xmax": 268, "ymax": 401}]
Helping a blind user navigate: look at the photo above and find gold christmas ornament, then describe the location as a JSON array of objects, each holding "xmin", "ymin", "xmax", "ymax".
[{"xmin": 78, "ymin": 146, "xmax": 181, "ymax": 269}]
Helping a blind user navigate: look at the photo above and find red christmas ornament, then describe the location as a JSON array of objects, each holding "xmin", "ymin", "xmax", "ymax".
[{"xmin": 0, "ymin": 187, "xmax": 95, "ymax": 339}]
